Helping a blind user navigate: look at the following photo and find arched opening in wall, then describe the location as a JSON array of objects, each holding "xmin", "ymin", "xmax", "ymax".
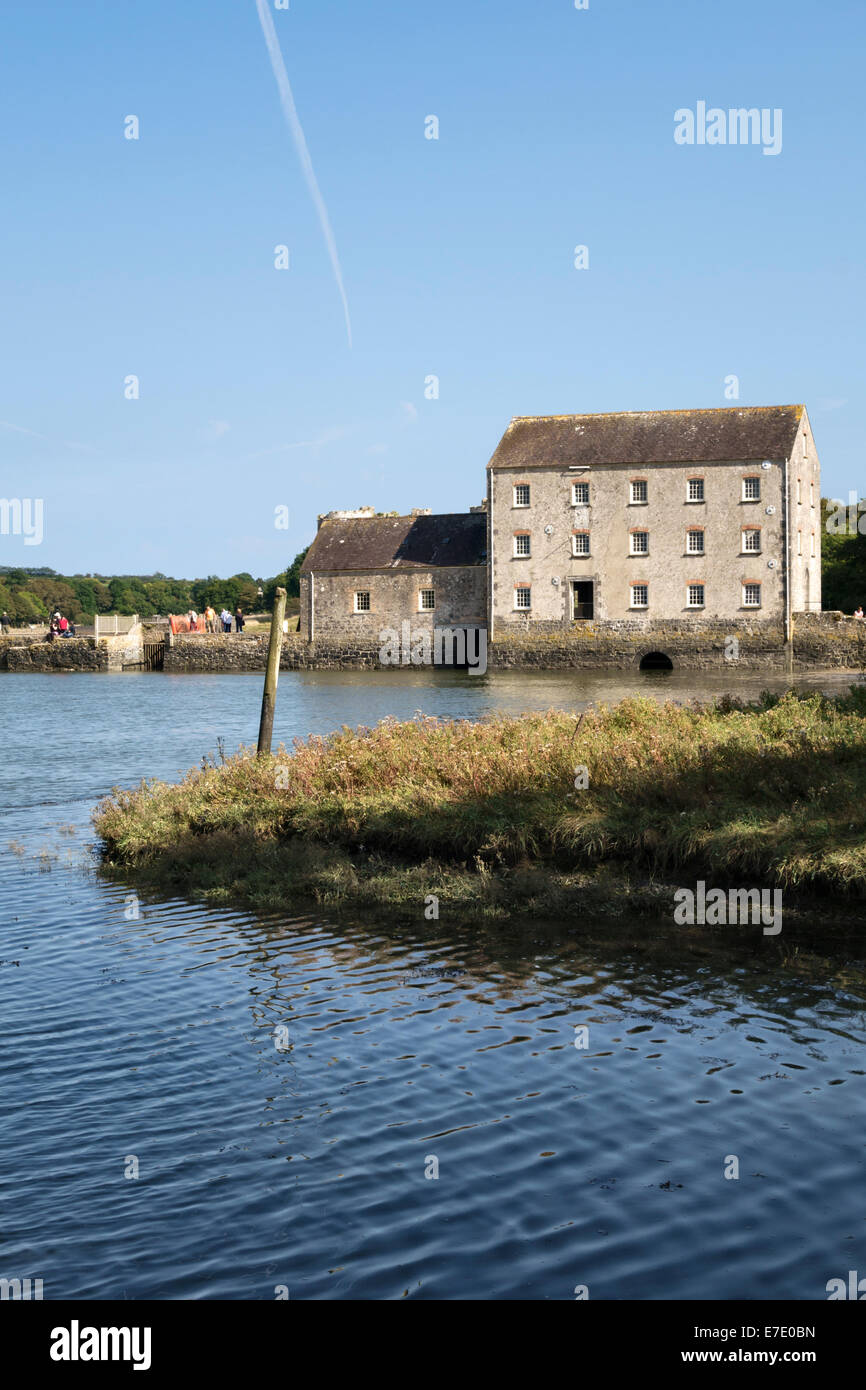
[{"xmin": 639, "ymin": 651, "xmax": 674, "ymax": 671}]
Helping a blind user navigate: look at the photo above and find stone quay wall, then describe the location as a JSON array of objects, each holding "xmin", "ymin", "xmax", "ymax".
[
  {"xmin": 4, "ymin": 613, "xmax": 865, "ymax": 673},
  {"xmin": 3, "ymin": 636, "xmax": 109, "ymax": 671},
  {"xmin": 1, "ymin": 626, "xmax": 143, "ymax": 672},
  {"xmin": 488, "ymin": 617, "xmax": 787, "ymax": 670},
  {"xmin": 163, "ymin": 632, "xmax": 383, "ymax": 672},
  {"xmin": 792, "ymin": 612, "xmax": 866, "ymax": 667},
  {"xmin": 489, "ymin": 613, "xmax": 866, "ymax": 670},
  {"xmin": 161, "ymin": 616, "xmax": 865, "ymax": 673},
  {"xmin": 0, "ymin": 631, "xmax": 46, "ymax": 669}
]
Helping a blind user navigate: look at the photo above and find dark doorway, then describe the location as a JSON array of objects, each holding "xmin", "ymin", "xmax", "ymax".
[
  {"xmin": 572, "ymin": 581, "xmax": 594, "ymax": 620},
  {"xmin": 639, "ymin": 651, "xmax": 673, "ymax": 671},
  {"xmin": 143, "ymin": 641, "xmax": 165, "ymax": 670}
]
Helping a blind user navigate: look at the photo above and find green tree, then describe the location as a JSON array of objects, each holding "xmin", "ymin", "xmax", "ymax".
[
  {"xmin": 28, "ymin": 577, "xmax": 82, "ymax": 622},
  {"xmin": 821, "ymin": 497, "xmax": 866, "ymax": 613},
  {"xmin": 8, "ymin": 588, "xmax": 48, "ymax": 623},
  {"xmin": 263, "ymin": 547, "xmax": 310, "ymax": 610},
  {"xmin": 285, "ymin": 547, "xmax": 310, "ymax": 598}
]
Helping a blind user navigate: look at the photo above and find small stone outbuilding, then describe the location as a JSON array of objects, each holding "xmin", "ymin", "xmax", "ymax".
[{"xmin": 299, "ymin": 508, "xmax": 487, "ymax": 641}]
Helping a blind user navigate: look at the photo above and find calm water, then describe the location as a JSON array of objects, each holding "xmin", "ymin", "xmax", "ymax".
[{"xmin": 1, "ymin": 667, "xmax": 865, "ymax": 1300}]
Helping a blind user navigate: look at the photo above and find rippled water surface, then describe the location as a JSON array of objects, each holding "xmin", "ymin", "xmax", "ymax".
[{"xmin": 1, "ymin": 669, "xmax": 865, "ymax": 1299}]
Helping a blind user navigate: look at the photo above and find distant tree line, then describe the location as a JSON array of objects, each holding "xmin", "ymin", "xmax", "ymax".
[{"xmin": 0, "ymin": 548, "xmax": 310, "ymax": 625}]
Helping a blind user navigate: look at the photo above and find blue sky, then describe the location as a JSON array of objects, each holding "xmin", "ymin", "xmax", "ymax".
[{"xmin": 1, "ymin": 0, "xmax": 863, "ymax": 577}]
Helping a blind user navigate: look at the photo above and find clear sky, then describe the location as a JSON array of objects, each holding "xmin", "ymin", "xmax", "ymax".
[{"xmin": 1, "ymin": 0, "xmax": 863, "ymax": 578}]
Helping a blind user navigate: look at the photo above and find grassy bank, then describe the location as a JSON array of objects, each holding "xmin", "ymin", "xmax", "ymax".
[{"xmin": 93, "ymin": 689, "xmax": 866, "ymax": 928}]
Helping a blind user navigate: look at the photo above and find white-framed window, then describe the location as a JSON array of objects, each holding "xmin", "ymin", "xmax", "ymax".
[
  {"xmin": 686, "ymin": 529, "xmax": 704, "ymax": 554},
  {"xmin": 743, "ymin": 583, "xmax": 761, "ymax": 608},
  {"xmin": 810, "ymin": 532, "xmax": 816, "ymax": 557},
  {"xmin": 629, "ymin": 530, "xmax": 649, "ymax": 555},
  {"xmin": 630, "ymin": 583, "xmax": 649, "ymax": 608},
  {"xmin": 687, "ymin": 478, "xmax": 704, "ymax": 502},
  {"xmin": 514, "ymin": 585, "xmax": 531, "ymax": 610},
  {"xmin": 354, "ymin": 591, "xmax": 371, "ymax": 613},
  {"xmin": 572, "ymin": 481, "xmax": 590, "ymax": 506},
  {"xmin": 797, "ymin": 477, "xmax": 802, "ymax": 505},
  {"xmin": 687, "ymin": 584, "xmax": 705, "ymax": 608},
  {"xmin": 513, "ymin": 533, "xmax": 531, "ymax": 557},
  {"xmin": 810, "ymin": 481, "xmax": 815, "ymax": 508},
  {"xmin": 743, "ymin": 476, "xmax": 761, "ymax": 501},
  {"xmin": 797, "ymin": 531, "xmax": 802, "ymax": 556},
  {"xmin": 419, "ymin": 589, "xmax": 435, "ymax": 611},
  {"xmin": 630, "ymin": 480, "xmax": 648, "ymax": 504},
  {"xmin": 514, "ymin": 483, "xmax": 530, "ymax": 507},
  {"xmin": 742, "ymin": 528, "xmax": 761, "ymax": 553},
  {"xmin": 571, "ymin": 532, "xmax": 590, "ymax": 556}
]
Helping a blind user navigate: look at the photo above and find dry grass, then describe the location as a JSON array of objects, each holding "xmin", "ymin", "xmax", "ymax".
[{"xmin": 93, "ymin": 688, "xmax": 866, "ymax": 920}]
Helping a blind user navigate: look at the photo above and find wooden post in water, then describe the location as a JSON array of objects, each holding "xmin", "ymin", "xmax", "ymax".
[{"xmin": 257, "ymin": 587, "xmax": 286, "ymax": 756}]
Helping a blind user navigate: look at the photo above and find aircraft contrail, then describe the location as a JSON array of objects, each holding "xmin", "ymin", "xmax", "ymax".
[{"xmin": 254, "ymin": 0, "xmax": 352, "ymax": 348}]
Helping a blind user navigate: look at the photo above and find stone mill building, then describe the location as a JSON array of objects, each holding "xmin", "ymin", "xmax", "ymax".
[{"xmin": 486, "ymin": 405, "xmax": 820, "ymax": 638}]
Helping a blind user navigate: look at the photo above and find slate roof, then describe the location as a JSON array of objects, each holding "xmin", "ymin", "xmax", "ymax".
[
  {"xmin": 301, "ymin": 512, "xmax": 487, "ymax": 573},
  {"xmin": 487, "ymin": 406, "xmax": 805, "ymax": 471}
]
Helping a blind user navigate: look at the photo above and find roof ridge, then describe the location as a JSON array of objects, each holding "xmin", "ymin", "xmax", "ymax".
[
  {"xmin": 320, "ymin": 511, "xmax": 480, "ymax": 521},
  {"xmin": 509, "ymin": 405, "xmax": 804, "ymax": 424}
]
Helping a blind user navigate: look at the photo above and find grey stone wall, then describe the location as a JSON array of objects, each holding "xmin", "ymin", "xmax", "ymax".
[
  {"xmin": 2, "ymin": 623, "xmax": 142, "ymax": 672},
  {"xmin": 163, "ymin": 633, "xmax": 383, "ymax": 672},
  {"xmin": 101, "ymin": 627, "xmax": 143, "ymax": 670},
  {"xmin": 488, "ymin": 613, "xmax": 865, "ymax": 670},
  {"xmin": 792, "ymin": 611, "xmax": 866, "ymax": 666},
  {"xmin": 164, "ymin": 633, "xmax": 270, "ymax": 671},
  {"xmin": 162, "ymin": 615, "xmax": 865, "ymax": 673},
  {"xmin": 4, "ymin": 637, "xmax": 108, "ymax": 671},
  {"xmin": 285, "ymin": 641, "xmax": 382, "ymax": 670},
  {"xmin": 0, "ymin": 632, "xmax": 45, "ymax": 669},
  {"xmin": 488, "ymin": 617, "xmax": 788, "ymax": 670},
  {"xmin": 300, "ymin": 566, "xmax": 486, "ymax": 641}
]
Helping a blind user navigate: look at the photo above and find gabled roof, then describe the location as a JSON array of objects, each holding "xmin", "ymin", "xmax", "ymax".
[
  {"xmin": 487, "ymin": 405, "xmax": 805, "ymax": 471},
  {"xmin": 301, "ymin": 512, "xmax": 487, "ymax": 573}
]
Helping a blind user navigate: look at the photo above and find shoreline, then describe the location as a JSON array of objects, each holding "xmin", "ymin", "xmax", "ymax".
[{"xmin": 93, "ymin": 848, "xmax": 866, "ymax": 952}]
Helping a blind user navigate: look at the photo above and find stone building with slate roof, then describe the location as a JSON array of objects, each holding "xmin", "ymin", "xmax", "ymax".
[
  {"xmin": 486, "ymin": 405, "xmax": 820, "ymax": 637},
  {"xmin": 299, "ymin": 508, "xmax": 487, "ymax": 641}
]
